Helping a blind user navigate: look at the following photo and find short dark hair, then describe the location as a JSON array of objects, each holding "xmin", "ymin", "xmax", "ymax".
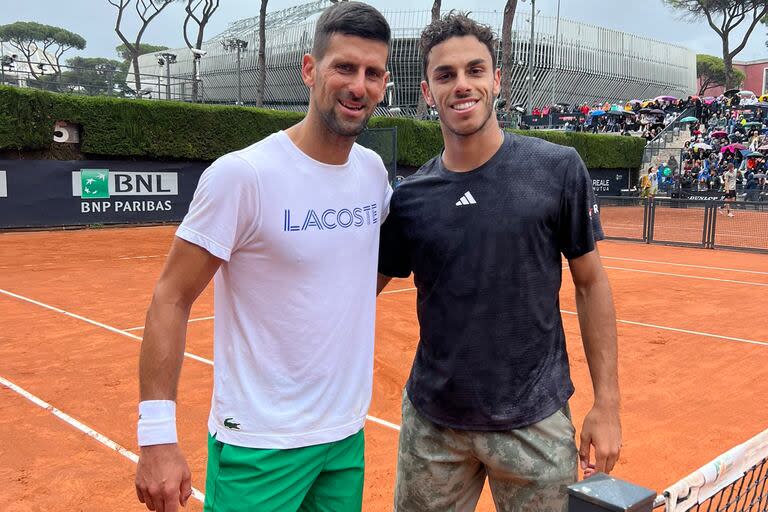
[
  {"xmin": 312, "ymin": 2, "xmax": 391, "ymax": 60},
  {"xmin": 420, "ymin": 12, "xmax": 497, "ymax": 80}
]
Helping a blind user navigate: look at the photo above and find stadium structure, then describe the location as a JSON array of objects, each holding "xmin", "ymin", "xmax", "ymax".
[
  {"xmin": 132, "ymin": 0, "xmax": 697, "ymax": 113},
  {"xmin": 0, "ymin": 42, "xmax": 61, "ymax": 87}
]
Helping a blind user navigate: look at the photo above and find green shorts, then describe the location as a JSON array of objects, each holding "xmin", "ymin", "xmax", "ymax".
[{"xmin": 204, "ymin": 429, "xmax": 365, "ymax": 512}]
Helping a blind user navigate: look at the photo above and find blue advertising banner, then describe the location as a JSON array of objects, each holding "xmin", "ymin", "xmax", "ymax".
[{"xmin": 0, "ymin": 160, "xmax": 209, "ymax": 228}]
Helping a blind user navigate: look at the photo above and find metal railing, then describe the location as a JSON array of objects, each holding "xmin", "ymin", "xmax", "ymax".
[
  {"xmin": 0, "ymin": 63, "xmax": 202, "ymax": 102},
  {"xmin": 641, "ymin": 107, "xmax": 695, "ymax": 166},
  {"xmin": 598, "ymin": 196, "xmax": 768, "ymax": 253}
]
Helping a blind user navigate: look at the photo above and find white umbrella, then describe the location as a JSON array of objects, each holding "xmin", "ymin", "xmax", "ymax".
[{"xmin": 693, "ymin": 143, "xmax": 712, "ymax": 150}]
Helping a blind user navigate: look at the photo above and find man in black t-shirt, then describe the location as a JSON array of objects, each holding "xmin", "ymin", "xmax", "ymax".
[{"xmin": 376, "ymin": 13, "xmax": 621, "ymax": 512}]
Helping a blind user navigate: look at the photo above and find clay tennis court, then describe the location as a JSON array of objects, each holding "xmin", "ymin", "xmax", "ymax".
[{"xmin": 1, "ymin": 225, "xmax": 767, "ymax": 511}]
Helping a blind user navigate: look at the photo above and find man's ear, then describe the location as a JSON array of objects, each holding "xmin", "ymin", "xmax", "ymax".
[
  {"xmin": 301, "ymin": 53, "xmax": 316, "ymax": 88},
  {"xmin": 376, "ymin": 70, "xmax": 392, "ymax": 104},
  {"xmin": 421, "ymin": 80, "xmax": 434, "ymax": 108}
]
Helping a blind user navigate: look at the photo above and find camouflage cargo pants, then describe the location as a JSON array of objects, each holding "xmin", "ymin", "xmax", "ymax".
[{"xmin": 394, "ymin": 390, "xmax": 578, "ymax": 512}]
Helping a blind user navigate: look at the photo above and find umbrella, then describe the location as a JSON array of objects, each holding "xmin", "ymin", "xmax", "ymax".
[
  {"xmin": 589, "ymin": 109, "xmax": 606, "ymax": 116},
  {"xmin": 628, "ymin": 99, "xmax": 642, "ymax": 104},
  {"xmin": 738, "ymin": 90, "xmax": 756, "ymax": 98},
  {"xmin": 679, "ymin": 116, "xmax": 698, "ymax": 123},
  {"xmin": 760, "ymin": 95, "xmax": 768, "ymax": 103},
  {"xmin": 556, "ymin": 102, "xmax": 570, "ymax": 107},
  {"xmin": 751, "ymin": 173, "xmax": 767, "ymax": 179},
  {"xmin": 710, "ymin": 130, "xmax": 728, "ymax": 138},
  {"xmin": 693, "ymin": 142, "xmax": 712, "ymax": 150},
  {"xmin": 638, "ymin": 107, "xmax": 652, "ymax": 114},
  {"xmin": 649, "ymin": 109, "xmax": 666, "ymax": 115},
  {"xmin": 606, "ymin": 110, "xmax": 626, "ymax": 116},
  {"xmin": 746, "ymin": 151, "xmax": 763, "ymax": 158},
  {"xmin": 757, "ymin": 145, "xmax": 768, "ymax": 151},
  {"xmin": 655, "ymin": 95, "xmax": 677, "ymax": 102},
  {"xmin": 721, "ymin": 143, "xmax": 747, "ymax": 153},
  {"xmin": 744, "ymin": 122, "xmax": 763, "ymax": 128},
  {"xmin": 724, "ymin": 88, "xmax": 740, "ymax": 97}
]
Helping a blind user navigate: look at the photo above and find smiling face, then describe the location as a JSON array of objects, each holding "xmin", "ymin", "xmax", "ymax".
[
  {"xmin": 302, "ymin": 33, "xmax": 389, "ymax": 138},
  {"xmin": 421, "ymin": 35, "xmax": 500, "ymax": 138}
]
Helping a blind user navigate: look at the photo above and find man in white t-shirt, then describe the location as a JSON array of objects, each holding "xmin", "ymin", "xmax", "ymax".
[
  {"xmin": 649, "ymin": 166, "xmax": 659, "ymax": 197},
  {"xmin": 134, "ymin": 4, "xmax": 392, "ymax": 512},
  {"xmin": 720, "ymin": 163, "xmax": 737, "ymax": 217}
]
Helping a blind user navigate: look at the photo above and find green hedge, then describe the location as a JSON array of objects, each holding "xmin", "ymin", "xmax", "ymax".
[{"xmin": 0, "ymin": 85, "xmax": 644, "ymax": 168}]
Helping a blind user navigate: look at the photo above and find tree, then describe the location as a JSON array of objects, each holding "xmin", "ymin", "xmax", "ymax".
[
  {"xmin": 256, "ymin": 0, "xmax": 268, "ymax": 107},
  {"xmin": 183, "ymin": 0, "xmax": 220, "ymax": 102},
  {"xmin": 115, "ymin": 43, "xmax": 168, "ymax": 96},
  {"xmin": 35, "ymin": 56, "xmax": 123, "ymax": 95},
  {"xmin": 500, "ymin": 0, "xmax": 519, "ymax": 112},
  {"xmin": 0, "ymin": 21, "xmax": 86, "ymax": 79},
  {"xmin": 664, "ymin": 0, "xmax": 768, "ymax": 90},
  {"xmin": 416, "ymin": 0, "xmax": 441, "ymax": 118},
  {"xmin": 115, "ymin": 42, "xmax": 169, "ymax": 62},
  {"xmin": 697, "ymin": 53, "xmax": 745, "ymax": 94},
  {"xmin": 108, "ymin": 0, "xmax": 175, "ymax": 93}
]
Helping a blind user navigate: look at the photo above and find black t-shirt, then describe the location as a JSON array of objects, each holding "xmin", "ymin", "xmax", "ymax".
[{"xmin": 378, "ymin": 132, "xmax": 604, "ymax": 430}]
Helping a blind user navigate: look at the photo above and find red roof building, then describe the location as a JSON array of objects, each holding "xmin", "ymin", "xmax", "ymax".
[{"xmin": 698, "ymin": 58, "xmax": 768, "ymax": 98}]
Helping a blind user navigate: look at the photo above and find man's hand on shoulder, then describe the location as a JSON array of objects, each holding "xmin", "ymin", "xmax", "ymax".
[{"xmin": 135, "ymin": 444, "xmax": 192, "ymax": 511}]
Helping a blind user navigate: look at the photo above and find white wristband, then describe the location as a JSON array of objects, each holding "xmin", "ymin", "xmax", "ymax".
[{"xmin": 137, "ymin": 400, "xmax": 178, "ymax": 446}]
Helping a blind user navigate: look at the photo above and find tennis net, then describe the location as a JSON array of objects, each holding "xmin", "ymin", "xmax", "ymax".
[{"xmin": 655, "ymin": 428, "xmax": 768, "ymax": 512}]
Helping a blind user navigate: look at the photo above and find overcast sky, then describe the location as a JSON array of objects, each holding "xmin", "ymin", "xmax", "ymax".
[{"xmin": 2, "ymin": 0, "xmax": 768, "ymax": 63}]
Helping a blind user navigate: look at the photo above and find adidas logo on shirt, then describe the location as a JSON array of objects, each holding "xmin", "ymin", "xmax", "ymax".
[{"xmin": 455, "ymin": 191, "xmax": 477, "ymax": 207}]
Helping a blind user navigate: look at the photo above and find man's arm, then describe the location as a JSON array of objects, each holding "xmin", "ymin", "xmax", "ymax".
[
  {"xmin": 135, "ymin": 237, "xmax": 222, "ymax": 512},
  {"xmin": 568, "ymin": 246, "xmax": 621, "ymax": 478}
]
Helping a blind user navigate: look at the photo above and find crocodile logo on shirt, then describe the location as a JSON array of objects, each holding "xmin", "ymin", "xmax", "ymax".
[{"xmin": 223, "ymin": 417, "xmax": 241, "ymax": 430}]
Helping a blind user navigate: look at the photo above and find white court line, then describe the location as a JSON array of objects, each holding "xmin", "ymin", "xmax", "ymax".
[
  {"xmin": 560, "ymin": 310, "xmax": 768, "ymax": 348},
  {"xmin": 0, "ymin": 288, "xmax": 399, "ymax": 432},
  {"xmin": 600, "ymin": 265, "xmax": 768, "ymax": 287},
  {"xmin": 603, "ymin": 222, "xmax": 768, "ymax": 242},
  {"xmin": 0, "ymin": 376, "xmax": 206, "ymax": 503},
  {"xmin": 0, "ymin": 255, "xmax": 164, "ymax": 271},
  {"xmin": 601, "ymin": 256, "xmax": 768, "ymax": 276},
  {"xmin": 125, "ymin": 315, "xmax": 215, "ymax": 332},
  {"xmin": 0, "ymin": 288, "xmax": 213, "ymax": 367},
  {"xmin": 380, "ymin": 287, "xmax": 417, "ymax": 295},
  {"xmin": 373, "ymin": 288, "xmax": 768, "ymax": 348},
  {"xmin": 124, "ymin": 290, "xmax": 417, "ymax": 332},
  {"xmin": 366, "ymin": 415, "xmax": 401, "ymax": 431}
]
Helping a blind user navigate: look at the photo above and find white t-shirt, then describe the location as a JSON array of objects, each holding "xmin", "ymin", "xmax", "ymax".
[
  {"xmin": 177, "ymin": 131, "xmax": 392, "ymax": 449},
  {"xmin": 724, "ymin": 170, "xmax": 737, "ymax": 191}
]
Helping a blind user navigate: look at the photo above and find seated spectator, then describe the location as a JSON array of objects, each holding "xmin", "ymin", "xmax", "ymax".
[
  {"xmin": 681, "ymin": 170, "xmax": 694, "ymax": 190},
  {"xmin": 709, "ymin": 171, "xmax": 722, "ymax": 191}
]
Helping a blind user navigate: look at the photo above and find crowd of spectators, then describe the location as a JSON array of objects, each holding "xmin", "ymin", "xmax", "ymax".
[
  {"xmin": 626, "ymin": 91, "xmax": 768, "ymax": 202},
  {"xmin": 520, "ymin": 91, "xmax": 768, "ymax": 201}
]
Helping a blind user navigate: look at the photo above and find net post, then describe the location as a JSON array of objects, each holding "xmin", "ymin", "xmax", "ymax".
[{"xmin": 567, "ymin": 473, "xmax": 657, "ymax": 512}]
